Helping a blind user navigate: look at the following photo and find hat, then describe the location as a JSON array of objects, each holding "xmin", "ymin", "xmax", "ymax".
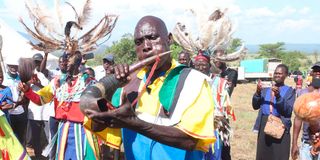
[
  {"xmin": 194, "ymin": 51, "xmax": 210, "ymax": 63},
  {"xmin": 103, "ymin": 54, "xmax": 114, "ymax": 63},
  {"xmin": 311, "ymin": 62, "xmax": 320, "ymax": 70},
  {"xmin": 6, "ymin": 57, "xmax": 19, "ymax": 65},
  {"xmin": 32, "ymin": 53, "xmax": 43, "ymax": 61},
  {"xmin": 311, "ymin": 76, "xmax": 320, "ymax": 88}
]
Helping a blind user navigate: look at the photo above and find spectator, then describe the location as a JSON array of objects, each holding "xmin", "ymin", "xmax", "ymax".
[
  {"xmin": 214, "ymin": 50, "xmax": 238, "ymax": 96},
  {"xmin": 25, "ymin": 54, "xmax": 53, "ymax": 159},
  {"xmin": 2, "ymin": 57, "xmax": 28, "ymax": 146},
  {"xmin": 292, "ymin": 62, "xmax": 320, "ymax": 160},
  {"xmin": 252, "ymin": 64, "xmax": 295, "ymax": 160},
  {"xmin": 103, "ymin": 54, "xmax": 115, "ymax": 75},
  {"xmin": 85, "ymin": 67, "xmax": 96, "ymax": 80},
  {"xmin": 178, "ymin": 50, "xmax": 193, "ymax": 67}
]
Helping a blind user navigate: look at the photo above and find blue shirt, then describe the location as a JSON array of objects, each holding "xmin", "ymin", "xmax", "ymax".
[
  {"xmin": 252, "ymin": 85, "xmax": 295, "ymax": 129},
  {"xmin": 0, "ymin": 87, "xmax": 13, "ymax": 123}
]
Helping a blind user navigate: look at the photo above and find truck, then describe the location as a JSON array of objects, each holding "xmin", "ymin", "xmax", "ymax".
[{"xmin": 237, "ymin": 58, "xmax": 282, "ymax": 82}]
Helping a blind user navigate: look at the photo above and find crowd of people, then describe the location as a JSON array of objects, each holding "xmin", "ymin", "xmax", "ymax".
[{"xmin": 0, "ymin": 13, "xmax": 319, "ymax": 160}]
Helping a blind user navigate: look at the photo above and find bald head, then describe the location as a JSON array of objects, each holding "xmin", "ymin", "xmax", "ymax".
[
  {"xmin": 133, "ymin": 16, "xmax": 171, "ymax": 71},
  {"xmin": 134, "ymin": 16, "xmax": 168, "ymax": 39}
]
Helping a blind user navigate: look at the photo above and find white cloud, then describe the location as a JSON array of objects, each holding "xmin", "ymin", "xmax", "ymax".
[
  {"xmin": 278, "ymin": 6, "xmax": 297, "ymax": 17},
  {"xmin": 299, "ymin": 7, "xmax": 310, "ymax": 14},
  {"xmin": 245, "ymin": 7, "xmax": 275, "ymax": 18},
  {"xmin": 277, "ymin": 19, "xmax": 312, "ymax": 31},
  {"xmin": 1, "ymin": 0, "xmax": 319, "ymax": 44}
]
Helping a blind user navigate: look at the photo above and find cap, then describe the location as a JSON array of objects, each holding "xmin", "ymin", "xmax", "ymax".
[
  {"xmin": 311, "ymin": 76, "xmax": 320, "ymax": 88},
  {"xmin": 311, "ymin": 62, "xmax": 320, "ymax": 70},
  {"xmin": 6, "ymin": 57, "xmax": 19, "ymax": 65},
  {"xmin": 32, "ymin": 53, "xmax": 44, "ymax": 61},
  {"xmin": 103, "ymin": 54, "xmax": 114, "ymax": 63}
]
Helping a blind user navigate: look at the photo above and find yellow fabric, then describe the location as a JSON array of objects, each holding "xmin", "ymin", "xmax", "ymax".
[
  {"xmin": 175, "ymin": 80, "xmax": 215, "ymax": 151},
  {"xmin": 135, "ymin": 59, "xmax": 177, "ymax": 115},
  {"xmin": 136, "ymin": 60, "xmax": 215, "ymax": 152},
  {"xmin": 85, "ymin": 59, "xmax": 215, "ymax": 152},
  {"xmin": 0, "ymin": 114, "xmax": 28, "ymax": 160},
  {"xmin": 36, "ymin": 83, "xmax": 54, "ymax": 104},
  {"xmin": 83, "ymin": 117, "xmax": 122, "ymax": 149}
]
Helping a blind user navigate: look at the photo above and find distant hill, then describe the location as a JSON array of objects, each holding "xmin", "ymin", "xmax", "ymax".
[{"xmin": 246, "ymin": 44, "xmax": 320, "ymax": 54}]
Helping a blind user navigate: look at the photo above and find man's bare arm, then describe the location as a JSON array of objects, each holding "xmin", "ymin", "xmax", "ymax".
[
  {"xmin": 85, "ymin": 103, "xmax": 198, "ymax": 150},
  {"xmin": 132, "ymin": 118, "xmax": 198, "ymax": 150},
  {"xmin": 291, "ymin": 116, "xmax": 302, "ymax": 160}
]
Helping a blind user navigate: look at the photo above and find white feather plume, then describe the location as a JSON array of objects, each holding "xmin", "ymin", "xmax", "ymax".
[
  {"xmin": 172, "ymin": 7, "xmax": 245, "ymax": 61},
  {"xmin": 20, "ymin": 0, "xmax": 117, "ymax": 54}
]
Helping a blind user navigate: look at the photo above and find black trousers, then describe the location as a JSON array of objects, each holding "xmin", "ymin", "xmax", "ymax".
[
  {"xmin": 26, "ymin": 119, "xmax": 50, "ymax": 158},
  {"xmin": 221, "ymin": 144, "xmax": 231, "ymax": 160},
  {"xmin": 10, "ymin": 112, "xmax": 27, "ymax": 146},
  {"xmin": 49, "ymin": 117, "xmax": 59, "ymax": 160}
]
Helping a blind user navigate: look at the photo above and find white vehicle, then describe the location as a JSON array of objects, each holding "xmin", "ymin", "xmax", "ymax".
[{"xmin": 237, "ymin": 58, "xmax": 282, "ymax": 82}]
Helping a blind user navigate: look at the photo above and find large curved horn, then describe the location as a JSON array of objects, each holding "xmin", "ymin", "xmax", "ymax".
[{"xmin": 214, "ymin": 43, "xmax": 247, "ymax": 62}]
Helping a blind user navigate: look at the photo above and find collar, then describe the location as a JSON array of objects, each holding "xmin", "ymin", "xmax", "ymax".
[
  {"xmin": 6, "ymin": 72, "xmax": 20, "ymax": 80},
  {"xmin": 137, "ymin": 59, "xmax": 178, "ymax": 80}
]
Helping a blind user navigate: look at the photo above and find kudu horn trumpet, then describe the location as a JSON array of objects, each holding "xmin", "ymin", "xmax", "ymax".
[{"xmin": 80, "ymin": 51, "xmax": 171, "ymax": 113}]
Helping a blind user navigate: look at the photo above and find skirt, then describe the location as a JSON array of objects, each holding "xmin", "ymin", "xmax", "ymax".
[{"xmin": 256, "ymin": 115, "xmax": 290, "ymax": 160}]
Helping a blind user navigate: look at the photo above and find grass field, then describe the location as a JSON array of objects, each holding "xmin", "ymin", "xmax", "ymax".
[{"xmin": 230, "ymin": 78, "xmax": 296, "ymax": 160}]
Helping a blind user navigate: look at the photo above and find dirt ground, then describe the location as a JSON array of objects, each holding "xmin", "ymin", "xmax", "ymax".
[{"xmin": 230, "ymin": 78, "xmax": 296, "ymax": 160}]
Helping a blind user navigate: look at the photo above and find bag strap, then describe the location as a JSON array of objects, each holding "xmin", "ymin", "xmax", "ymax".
[{"xmin": 269, "ymin": 89, "xmax": 274, "ymax": 114}]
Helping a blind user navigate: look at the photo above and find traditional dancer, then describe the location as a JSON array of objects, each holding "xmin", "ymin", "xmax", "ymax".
[{"xmin": 17, "ymin": 0, "xmax": 118, "ymax": 159}]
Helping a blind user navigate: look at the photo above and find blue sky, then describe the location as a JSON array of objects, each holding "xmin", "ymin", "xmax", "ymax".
[{"xmin": 0, "ymin": 0, "xmax": 319, "ymax": 45}]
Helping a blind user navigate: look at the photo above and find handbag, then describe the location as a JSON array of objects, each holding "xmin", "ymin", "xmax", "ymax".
[{"xmin": 263, "ymin": 90, "xmax": 285, "ymax": 139}]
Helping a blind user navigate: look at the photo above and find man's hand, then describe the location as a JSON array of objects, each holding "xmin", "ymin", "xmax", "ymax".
[
  {"xmin": 18, "ymin": 82, "xmax": 30, "ymax": 93},
  {"xmin": 272, "ymin": 86, "xmax": 280, "ymax": 98},
  {"xmin": 85, "ymin": 95, "xmax": 137, "ymax": 129},
  {"xmin": 291, "ymin": 144, "xmax": 299, "ymax": 160},
  {"xmin": 113, "ymin": 64, "xmax": 131, "ymax": 86},
  {"xmin": 256, "ymin": 80, "xmax": 262, "ymax": 96},
  {"xmin": 0, "ymin": 101, "xmax": 13, "ymax": 110}
]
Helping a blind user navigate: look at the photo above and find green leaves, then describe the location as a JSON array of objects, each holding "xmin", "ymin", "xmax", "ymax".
[
  {"xmin": 106, "ymin": 34, "xmax": 137, "ymax": 65},
  {"xmin": 257, "ymin": 42, "xmax": 308, "ymax": 71},
  {"xmin": 227, "ymin": 38, "xmax": 243, "ymax": 53}
]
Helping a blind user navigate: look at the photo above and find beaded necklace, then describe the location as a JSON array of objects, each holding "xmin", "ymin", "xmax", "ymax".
[{"xmin": 56, "ymin": 74, "xmax": 87, "ymax": 107}]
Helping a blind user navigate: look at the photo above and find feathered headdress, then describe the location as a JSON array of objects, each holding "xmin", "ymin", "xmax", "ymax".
[
  {"xmin": 19, "ymin": 0, "xmax": 118, "ymax": 55},
  {"xmin": 172, "ymin": 8, "xmax": 246, "ymax": 62}
]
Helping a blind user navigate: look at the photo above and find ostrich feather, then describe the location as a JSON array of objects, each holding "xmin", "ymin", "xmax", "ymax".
[
  {"xmin": 80, "ymin": 15, "xmax": 118, "ymax": 48},
  {"xmin": 20, "ymin": 18, "xmax": 60, "ymax": 47},
  {"xmin": 21, "ymin": 0, "xmax": 118, "ymax": 55},
  {"xmin": 78, "ymin": 0, "xmax": 92, "ymax": 26},
  {"xmin": 172, "ymin": 23, "xmax": 194, "ymax": 53},
  {"xmin": 65, "ymin": 2, "xmax": 79, "ymax": 22},
  {"xmin": 78, "ymin": 15, "xmax": 107, "ymax": 43},
  {"xmin": 172, "ymin": 8, "xmax": 243, "ymax": 62},
  {"xmin": 25, "ymin": 0, "xmax": 38, "ymax": 21},
  {"xmin": 81, "ymin": 17, "xmax": 110, "ymax": 48},
  {"xmin": 34, "ymin": 20, "xmax": 62, "ymax": 45},
  {"xmin": 25, "ymin": 0, "xmax": 59, "ymax": 34},
  {"xmin": 54, "ymin": 0, "xmax": 64, "ymax": 28}
]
